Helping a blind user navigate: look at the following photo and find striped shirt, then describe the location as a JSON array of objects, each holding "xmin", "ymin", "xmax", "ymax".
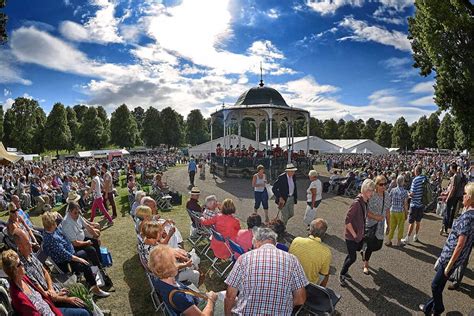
[
  {"xmin": 389, "ymin": 187, "xmax": 408, "ymax": 212},
  {"xmin": 410, "ymin": 175, "xmax": 426, "ymax": 208},
  {"xmin": 225, "ymin": 243, "xmax": 308, "ymax": 315}
]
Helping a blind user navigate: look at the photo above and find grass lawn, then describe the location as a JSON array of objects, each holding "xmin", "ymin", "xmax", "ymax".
[{"xmin": 0, "ymin": 167, "xmax": 227, "ymax": 315}]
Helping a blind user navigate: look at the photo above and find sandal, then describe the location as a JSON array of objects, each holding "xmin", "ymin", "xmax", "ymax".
[{"xmin": 363, "ymin": 267, "xmax": 369, "ymax": 275}]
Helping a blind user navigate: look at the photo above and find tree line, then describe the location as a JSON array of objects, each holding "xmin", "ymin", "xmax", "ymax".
[{"xmin": 0, "ymin": 96, "xmax": 469, "ymax": 154}]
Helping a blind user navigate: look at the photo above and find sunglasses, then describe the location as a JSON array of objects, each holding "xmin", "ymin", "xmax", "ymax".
[
  {"xmin": 16, "ymin": 261, "xmax": 23, "ymax": 268},
  {"xmin": 378, "ymin": 183, "xmax": 387, "ymax": 186}
]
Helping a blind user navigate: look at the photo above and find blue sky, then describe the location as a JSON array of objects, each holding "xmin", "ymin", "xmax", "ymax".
[{"xmin": 0, "ymin": 0, "xmax": 437, "ymax": 123}]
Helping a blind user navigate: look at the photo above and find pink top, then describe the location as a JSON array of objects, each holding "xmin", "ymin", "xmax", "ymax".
[
  {"xmin": 235, "ymin": 229, "xmax": 253, "ymax": 258},
  {"xmin": 202, "ymin": 214, "xmax": 240, "ymax": 259}
]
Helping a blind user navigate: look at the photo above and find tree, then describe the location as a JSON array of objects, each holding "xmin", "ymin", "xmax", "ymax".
[
  {"xmin": 66, "ymin": 107, "xmax": 79, "ymax": 152},
  {"xmin": 408, "ymin": 0, "xmax": 474, "ymax": 148},
  {"xmin": 0, "ymin": 105, "xmax": 3, "ymax": 141},
  {"xmin": 361, "ymin": 118, "xmax": 377, "ymax": 140},
  {"xmin": 3, "ymin": 108, "xmax": 14, "ymax": 146},
  {"xmin": 337, "ymin": 119, "xmax": 345, "ymax": 138},
  {"xmin": 8, "ymin": 97, "xmax": 46, "ymax": 153},
  {"xmin": 110, "ymin": 104, "xmax": 139, "ymax": 148},
  {"xmin": 427, "ymin": 113, "xmax": 440, "ymax": 148},
  {"xmin": 355, "ymin": 119, "xmax": 365, "ymax": 133},
  {"xmin": 411, "ymin": 115, "xmax": 430, "ymax": 149},
  {"xmin": 142, "ymin": 107, "xmax": 162, "ymax": 148},
  {"xmin": 0, "ymin": 0, "xmax": 7, "ymax": 44},
  {"xmin": 391, "ymin": 117, "xmax": 411, "ymax": 149},
  {"xmin": 78, "ymin": 107, "xmax": 108, "ymax": 149},
  {"xmin": 375, "ymin": 122, "xmax": 393, "ymax": 147},
  {"xmin": 437, "ymin": 113, "xmax": 455, "ymax": 149},
  {"xmin": 160, "ymin": 107, "xmax": 184, "ymax": 148},
  {"xmin": 132, "ymin": 106, "xmax": 145, "ymax": 130},
  {"xmin": 96, "ymin": 106, "xmax": 110, "ymax": 146},
  {"xmin": 44, "ymin": 103, "xmax": 71, "ymax": 154},
  {"xmin": 308, "ymin": 118, "xmax": 324, "ymax": 137},
  {"xmin": 73, "ymin": 104, "xmax": 88, "ymax": 124},
  {"xmin": 342, "ymin": 120, "xmax": 360, "ymax": 139},
  {"xmin": 186, "ymin": 109, "xmax": 209, "ymax": 146},
  {"xmin": 454, "ymin": 118, "xmax": 469, "ymax": 150},
  {"xmin": 323, "ymin": 119, "xmax": 339, "ymax": 139}
]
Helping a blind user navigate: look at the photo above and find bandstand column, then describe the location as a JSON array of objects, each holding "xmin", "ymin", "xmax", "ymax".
[
  {"xmin": 306, "ymin": 114, "xmax": 310, "ymax": 156},
  {"xmin": 265, "ymin": 118, "xmax": 269, "ymax": 157},
  {"xmin": 277, "ymin": 122, "xmax": 281, "ymax": 146},
  {"xmin": 238, "ymin": 120, "xmax": 242, "ymax": 148},
  {"xmin": 287, "ymin": 121, "xmax": 291, "ymax": 163},
  {"xmin": 269, "ymin": 110, "xmax": 273, "ymax": 152},
  {"xmin": 223, "ymin": 117, "xmax": 226, "ymax": 158},
  {"xmin": 255, "ymin": 120, "xmax": 260, "ymax": 150}
]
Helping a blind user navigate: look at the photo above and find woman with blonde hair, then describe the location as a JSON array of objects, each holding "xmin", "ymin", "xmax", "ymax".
[
  {"xmin": 201, "ymin": 198, "xmax": 241, "ymax": 259},
  {"xmin": 362, "ymin": 175, "xmax": 391, "ymax": 275},
  {"xmin": 148, "ymin": 245, "xmax": 217, "ymax": 315}
]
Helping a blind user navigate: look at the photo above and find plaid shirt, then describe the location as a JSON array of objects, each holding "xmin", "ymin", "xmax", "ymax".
[
  {"xmin": 225, "ymin": 243, "xmax": 308, "ymax": 315},
  {"xmin": 389, "ymin": 187, "xmax": 408, "ymax": 212}
]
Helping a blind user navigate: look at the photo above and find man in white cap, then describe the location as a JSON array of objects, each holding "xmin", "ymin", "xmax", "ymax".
[{"xmin": 273, "ymin": 163, "xmax": 298, "ymax": 225}]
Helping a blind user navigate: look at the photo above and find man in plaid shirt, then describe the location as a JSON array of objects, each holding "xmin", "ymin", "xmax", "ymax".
[{"xmin": 224, "ymin": 227, "xmax": 308, "ymax": 315}]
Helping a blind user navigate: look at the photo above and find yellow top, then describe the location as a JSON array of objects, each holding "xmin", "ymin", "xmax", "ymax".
[{"xmin": 289, "ymin": 235, "xmax": 332, "ymax": 284}]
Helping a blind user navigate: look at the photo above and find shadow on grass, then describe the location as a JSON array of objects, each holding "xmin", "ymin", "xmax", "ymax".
[{"xmin": 122, "ymin": 254, "xmax": 157, "ymax": 315}]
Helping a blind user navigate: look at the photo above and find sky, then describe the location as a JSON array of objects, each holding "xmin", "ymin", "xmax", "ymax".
[{"xmin": 0, "ymin": 0, "xmax": 438, "ymax": 123}]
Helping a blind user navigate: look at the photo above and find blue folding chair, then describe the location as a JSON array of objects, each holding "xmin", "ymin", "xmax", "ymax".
[
  {"xmin": 204, "ymin": 227, "xmax": 233, "ymax": 278},
  {"xmin": 227, "ymin": 238, "xmax": 246, "ymax": 262}
]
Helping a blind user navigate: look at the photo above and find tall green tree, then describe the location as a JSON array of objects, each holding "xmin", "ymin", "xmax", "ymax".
[
  {"xmin": 337, "ymin": 119, "xmax": 346, "ymax": 138},
  {"xmin": 411, "ymin": 115, "xmax": 430, "ymax": 149},
  {"xmin": 307, "ymin": 118, "xmax": 324, "ymax": 137},
  {"xmin": 323, "ymin": 119, "xmax": 339, "ymax": 139},
  {"xmin": 110, "ymin": 104, "xmax": 139, "ymax": 148},
  {"xmin": 342, "ymin": 120, "xmax": 360, "ymax": 139},
  {"xmin": 161, "ymin": 107, "xmax": 184, "ymax": 148},
  {"xmin": 44, "ymin": 103, "xmax": 71, "ymax": 154},
  {"xmin": 142, "ymin": 107, "xmax": 162, "ymax": 148},
  {"xmin": 78, "ymin": 107, "xmax": 108, "ymax": 150},
  {"xmin": 0, "ymin": 105, "xmax": 3, "ymax": 141},
  {"xmin": 361, "ymin": 118, "xmax": 377, "ymax": 140},
  {"xmin": 186, "ymin": 109, "xmax": 209, "ymax": 146},
  {"xmin": 427, "ymin": 113, "xmax": 440, "ymax": 148},
  {"xmin": 73, "ymin": 104, "xmax": 88, "ymax": 124},
  {"xmin": 8, "ymin": 97, "xmax": 46, "ymax": 153},
  {"xmin": 437, "ymin": 113, "xmax": 455, "ymax": 149},
  {"xmin": 96, "ymin": 106, "xmax": 110, "ymax": 146},
  {"xmin": 408, "ymin": 0, "xmax": 474, "ymax": 148},
  {"xmin": 0, "ymin": 0, "xmax": 7, "ymax": 44},
  {"xmin": 454, "ymin": 118, "xmax": 469, "ymax": 150},
  {"xmin": 391, "ymin": 117, "xmax": 411, "ymax": 149},
  {"xmin": 132, "ymin": 106, "xmax": 145, "ymax": 130},
  {"xmin": 375, "ymin": 122, "xmax": 393, "ymax": 147},
  {"xmin": 3, "ymin": 108, "xmax": 14, "ymax": 146},
  {"xmin": 65, "ymin": 107, "xmax": 79, "ymax": 152}
]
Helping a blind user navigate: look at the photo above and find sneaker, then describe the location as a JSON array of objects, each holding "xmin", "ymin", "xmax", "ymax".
[
  {"xmin": 385, "ymin": 241, "xmax": 392, "ymax": 247},
  {"xmin": 344, "ymin": 273, "xmax": 352, "ymax": 280},
  {"xmin": 448, "ymin": 283, "xmax": 460, "ymax": 291},
  {"xmin": 401, "ymin": 236, "xmax": 410, "ymax": 244},
  {"xmin": 413, "ymin": 234, "xmax": 419, "ymax": 242},
  {"xmin": 439, "ymin": 226, "xmax": 445, "ymax": 235},
  {"xmin": 91, "ymin": 288, "xmax": 110, "ymax": 298},
  {"xmin": 339, "ymin": 274, "xmax": 347, "ymax": 287},
  {"xmin": 363, "ymin": 267, "xmax": 370, "ymax": 275}
]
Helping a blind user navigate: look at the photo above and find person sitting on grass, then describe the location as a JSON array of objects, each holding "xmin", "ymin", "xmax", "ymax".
[
  {"xmin": 148, "ymin": 245, "xmax": 218, "ymax": 316},
  {"xmin": 41, "ymin": 211, "xmax": 110, "ymax": 298},
  {"xmin": 201, "ymin": 198, "xmax": 240, "ymax": 259}
]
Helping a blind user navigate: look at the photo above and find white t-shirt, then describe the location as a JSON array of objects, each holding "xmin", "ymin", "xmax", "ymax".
[
  {"xmin": 92, "ymin": 176, "xmax": 102, "ymax": 199},
  {"xmin": 306, "ymin": 179, "xmax": 322, "ymax": 202}
]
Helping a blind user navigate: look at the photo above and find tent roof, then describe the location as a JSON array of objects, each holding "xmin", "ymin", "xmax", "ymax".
[{"xmin": 0, "ymin": 142, "xmax": 22, "ymax": 163}]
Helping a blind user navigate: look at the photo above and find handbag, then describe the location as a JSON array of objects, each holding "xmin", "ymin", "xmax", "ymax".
[{"xmin": 100, "ymin": 247, "xmax": 113, "ymax": 267}]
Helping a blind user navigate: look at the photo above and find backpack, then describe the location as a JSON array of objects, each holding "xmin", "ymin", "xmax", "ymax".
[{"xmin": 422, "ymin": 178, "xmax": 434, "ymax": 206}]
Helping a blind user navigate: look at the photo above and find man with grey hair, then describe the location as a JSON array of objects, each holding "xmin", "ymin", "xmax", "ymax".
[
  {"xmin": 387, "ymin": 175, "xmax": 409, "ymax": 246},
  {"xmin": 202, "ymin": 195, "xmax": 219, "ymax": 220},
  {"xmin": 290, "ymin": 218, "xmax": 332, "ymax": 286},
  {"xmin": 225, "ymin": 227, "xmax": 308, "ymax": 315}
]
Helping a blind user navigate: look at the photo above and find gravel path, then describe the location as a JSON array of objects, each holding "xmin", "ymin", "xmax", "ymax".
[{"xmin": 164, "ymin": 166, "xmax": 473, "ymax": 316}]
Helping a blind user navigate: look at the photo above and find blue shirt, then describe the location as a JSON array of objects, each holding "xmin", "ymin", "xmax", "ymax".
[
  {"xmin": 17, "ymin": 209, "xmax": 33, "ymax": 228},
  {"xmin": 389, "ymin": 187, "xmax": 408, "ymax": 212},
  {"xmin": 43, "ymin": 228, "xmax": 75, "ymax": 264},
  {"xmin": 410, "ymin": 175, "xmax": 425, "ymax": 208},
  {"xmin": 151, "ymin": 278, "xmax": 198, "ymax": 315},
  {"xmin": 438, "ymin": 209, "xmax": 473, "ymax": 271},
  {"xmin": 30, "ymin": 183, "xmax": 40, "ymax": 197},
  {"xmin": 188, "ymin": 161, "xmax": 197, "ymax": 172}
]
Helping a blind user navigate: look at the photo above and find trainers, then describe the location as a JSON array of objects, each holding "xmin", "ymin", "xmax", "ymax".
[
  {"xmin": 91, "ymin": 287, "xmax": 110, "ymax": 298},
  {"xmin": 344, "ymin": 273, "xmax": 352, "ymax": 280},
  {"xmin": 401, "ymin": 236, "xmax": 410, "ymax": 244},
  {"xmin": 339, "ymin": 274, "xmax": 347, "ymax": 287},
  {"xmin": 413, "ymin": 234, "xmax": 419, "ymax": 242}
]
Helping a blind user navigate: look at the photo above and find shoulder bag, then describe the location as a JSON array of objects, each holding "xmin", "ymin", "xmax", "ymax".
[{"xmin": 364, "ymin": 193, "xmax": 384, "ymax": 239}]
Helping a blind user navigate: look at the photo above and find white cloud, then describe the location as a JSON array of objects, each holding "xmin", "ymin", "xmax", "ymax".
[
  {"xmin": 0, "ymin": 50, "xmax": 32, "ymax": 85},
  {"xmin": 59, "ymin": 0, "xmax": 123, "ymax": 44},
  {"xmin": 410, "ymin": 81, "xmax": 434, "ymax": 94},
  {"xmin": 338, "ymin": 16, "xmax": 412, "ymax": 52},
  {"xmin": 3, "ymin": 98, "xmax": 15, "ymax": 110},
  {"xmin": 306, "ymin": 0, "xmax": 364, "ymax": 15},
  {"xmin": 409, "ymin": 95, "xmax": 434, "ymax": 106},
  {"xmin": 266, "ymin": 8, "xmax": 280, "ymax": 19}
]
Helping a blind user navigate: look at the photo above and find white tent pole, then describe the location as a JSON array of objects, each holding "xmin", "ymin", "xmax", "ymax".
[
  {"xmin": 306, "ymin": 114, "xmax": 310, "ymax": 156},
  {"xmin": 223, "ymin": 115, "xmax": 226, "ymax": 158}
]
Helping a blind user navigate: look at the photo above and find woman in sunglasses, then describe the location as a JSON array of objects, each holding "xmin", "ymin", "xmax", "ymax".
[
  {"xmin": 362, "ymin": 175, "xmax": 391, "ymax": 275},
  {"xmin": 6, "ymin": 202, "xmax": 40, "ymax": 251}
]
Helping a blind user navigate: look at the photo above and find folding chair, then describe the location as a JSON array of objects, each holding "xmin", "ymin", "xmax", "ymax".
[
  {"xmin": 205, "ymin": 227, "xmax": 233, "ymax": 278},
  {"xmin": 186, "ymin": 209, "xmax": 211, "ymax": 254},
  {"xmin": 156, "ymin": 192, "xmax": 173, "ymax": 212},
  {"xmin": 295, "ymin": 283, "xmax": 341, "ymax": 315},
  {"xmin": 227, "ymin": 238, "xmax": 246, "ymax": 262}
]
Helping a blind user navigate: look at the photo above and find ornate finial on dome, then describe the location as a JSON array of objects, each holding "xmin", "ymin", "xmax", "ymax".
[{"xmin": 259, "ymin": 61, "xmax": 264, "ymax": 87}]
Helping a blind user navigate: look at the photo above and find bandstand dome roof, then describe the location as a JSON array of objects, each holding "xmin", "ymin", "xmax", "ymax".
[{"xmin": 234, "ymin": 83, "xmax": 288, "ymax": 107}]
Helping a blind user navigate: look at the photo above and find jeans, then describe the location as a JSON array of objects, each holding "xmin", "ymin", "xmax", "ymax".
[
  {"xmin": 423, "ymin": 266, "xmax": 451, "ymax": 315},
  {"xmin": 254, "ymin": 189, "xmax": 269, "ymax": 210},
  {"xmin": 103, "ymin": 192, "xmax": 117, "ymax": 217},
  {"xmin": 58, "ymin": 250, "xmax": 97, "ymax": 287},
  {"xmin": 59, "ymin": 307, "xmax": 91, "ymax": 316},
  {"xmin": 90, "ymin": 197, "xmax": 113, "ymax": 223},
  {"xmin": 74, "ymin": 241, "xmax": 102, "ymax": 267},
  {"xmin": 444, "ymin": 197, "xmax": 458, "ymax": 229},
  {"xmin": 341, "ymin": 239, "xmax": 363, "ymax": 275},
  {"xmin": 189, "ymin": 171, "xmax": 196, "ymax": 186}
]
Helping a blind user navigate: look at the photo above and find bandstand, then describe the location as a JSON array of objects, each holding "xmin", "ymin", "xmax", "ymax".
[{"xmin": 210, "ymin": 79, "xmax": 311, "ymax": 180}]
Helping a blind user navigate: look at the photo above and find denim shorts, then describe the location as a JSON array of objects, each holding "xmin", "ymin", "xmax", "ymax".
[
  {"xmin": 254, "ymin": 189, "xmax": 269, "ymax": 210},
  {"xmin": 408, "ymin": 205, "xmax": 424, "ymax": 223}
]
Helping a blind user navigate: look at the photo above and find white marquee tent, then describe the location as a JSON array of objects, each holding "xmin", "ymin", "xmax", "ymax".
[
  {"xmin": 326, "ymin": 139, "xmax": 389, "ymax": 155},
  {"xmin": 189, "ymin": 134, "xmax": 269, "ymax": 158},
  {"xmin": 265, "ymin": 136, "xmax": 341, "ymax": 153}
]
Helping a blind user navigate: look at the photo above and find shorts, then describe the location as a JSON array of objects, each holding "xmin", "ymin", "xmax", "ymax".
[
  {"xmin": 254, "ymin": 189, "xmax": 269, "ymax": 210},
  {"xmin": 408, "ymin": 205, "xmax": 424, "ymax": 223}
]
